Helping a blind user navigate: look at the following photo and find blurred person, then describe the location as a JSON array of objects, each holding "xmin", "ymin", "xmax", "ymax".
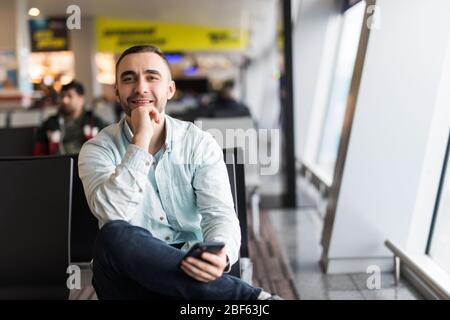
[
  {"xmin": 78, "ymin": 45, "xmax": 281, "ymax": 300},
  {"xmin": 179, "ymin": 87, "xmax": 199, "ymax": 108},
  {"xmin": 208, "ymin": 80, "xmax": 251, "ymax": 118},
  {"xmin": 33, "ymin": 80, "xmax": 107, "ymax": 155}
]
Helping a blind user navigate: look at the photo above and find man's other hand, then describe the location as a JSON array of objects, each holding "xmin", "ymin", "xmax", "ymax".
[{"xmin": 180, "ymin": 248, "xmax": 227, "ymax": 283}]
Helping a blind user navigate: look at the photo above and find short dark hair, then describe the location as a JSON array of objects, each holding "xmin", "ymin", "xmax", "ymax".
[
  {"xmin": 222, "ymin": 80, "xmax": 235, "ymax": 90},
  {"xmin": 115, "ymin": 45, "xmax": 171, "ymax": 79},
  {"xmin": 61, "ymin": 80, "xmax": 84, "ymax": 96}
]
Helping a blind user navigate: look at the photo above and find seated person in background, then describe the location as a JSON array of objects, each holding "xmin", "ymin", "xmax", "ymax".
[
  {"xmin": 33, "ymin": 80, "xmax": 107, "ymax": 155},
  {"xmin": 207, "ymin": 80, "xmax": 251, "ymax": 118},
  {"xmin": 78, "ymin": 45, "xmax": 280, "ymax": 300}
]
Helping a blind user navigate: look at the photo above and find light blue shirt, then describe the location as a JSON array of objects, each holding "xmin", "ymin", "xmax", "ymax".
[{"xmin": 78, "ymin": 115, "xmax": 241, "ymax": 265}]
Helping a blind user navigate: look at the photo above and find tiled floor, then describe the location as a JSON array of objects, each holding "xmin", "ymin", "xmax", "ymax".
[
  {"xmin": 248, "ymin": 209, "xmax": 299, "ymax": 299},
  {"xmin": 267, "ymin": 207, "xmax": 423, "ymax": 300}
]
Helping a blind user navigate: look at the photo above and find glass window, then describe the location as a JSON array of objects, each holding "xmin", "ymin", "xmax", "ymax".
[
  {"xmin": 427, "ymin": 134, "xmax": 450, "ymax": 274},
  {"xmin": 315, "ymin": 1, "xmax": 366, "ymax": 180}
]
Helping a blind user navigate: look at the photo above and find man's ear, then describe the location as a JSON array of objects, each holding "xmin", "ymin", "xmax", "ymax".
[{"xmin": 167, "ymin": 80, "xmax": 176, "ymax": 100}]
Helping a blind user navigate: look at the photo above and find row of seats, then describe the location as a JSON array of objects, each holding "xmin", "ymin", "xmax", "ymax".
[
  {"xmin": 0, "ymin": 114, "xmax": 262, "ymax": 254},
  {"xmin": 0, "ymin": 116, "xmax": 262, "ymax": 239},
  {"xmin": 0, "ymin": 148, "xmax": 250, "ymax": 299},
  {"xmin": 0, "ymin": 108, "xmax": 58, "ymax": 128},
  {"xmin": 194, "ymin": 117, "xmax": 262, "ymax": 239}
]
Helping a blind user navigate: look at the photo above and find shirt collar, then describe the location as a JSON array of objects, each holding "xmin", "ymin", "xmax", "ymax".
[{"xmin": 122, "ymin": 114, "xmax": 173, "ymax": 153}]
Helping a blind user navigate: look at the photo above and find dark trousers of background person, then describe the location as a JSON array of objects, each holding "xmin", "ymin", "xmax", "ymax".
[{"xmin": 92, "ymin": 220, "xmax": 262, "ymax": 300}]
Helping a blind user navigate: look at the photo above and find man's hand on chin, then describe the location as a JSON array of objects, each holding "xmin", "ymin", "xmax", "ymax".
[{"xmin": 130, "ymin": 105, "xmax": 160, "ymax": 150}]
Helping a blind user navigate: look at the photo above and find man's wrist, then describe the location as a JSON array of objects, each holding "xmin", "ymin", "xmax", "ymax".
[{"xmin": 132, "ymin": 134, "xmax": 151, "ymax": 150}]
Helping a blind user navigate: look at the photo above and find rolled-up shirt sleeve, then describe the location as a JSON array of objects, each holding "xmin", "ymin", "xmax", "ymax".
[
  {"xmin": 192, "ymin": 135, "xmax": 241, "ymax": 267},
  {"xmin": 78, "ymin": 142, "xmax": 153, "ymax": 224}
]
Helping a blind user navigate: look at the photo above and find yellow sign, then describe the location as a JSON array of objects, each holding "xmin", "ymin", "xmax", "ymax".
[
  {"xmin": 34, "ymin": 31, "xmax": 67, "ymax": 50},
  {"xmin": 96, "ymin": 18, "xmax": 248, "ymax": 52},
  {"xmin": 29, "ymin": 18, "xmax": 69, "ymax": 52}
]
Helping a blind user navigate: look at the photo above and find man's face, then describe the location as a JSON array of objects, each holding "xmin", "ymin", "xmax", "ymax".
[
  {"xmin": 60, "ymin": 89, "xmax": 84, "ymax": 115},
  {"xmin": 115, "ymin": 52, "xmax": 176, "ymax": 117}
]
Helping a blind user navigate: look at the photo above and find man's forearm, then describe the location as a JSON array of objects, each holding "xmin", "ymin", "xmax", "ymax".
[{"xmin": 79, "ymin": 143, "xmax": 153, "ymax": 223}]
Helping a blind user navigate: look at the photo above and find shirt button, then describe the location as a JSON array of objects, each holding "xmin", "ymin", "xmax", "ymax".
[
  {"xmin": 145, "ymin": 161, "xmax": 150, "ymax": 166},
  {"xmin": 159, "ymin": 216, "xmax": 164, "ymax": 221},
  {"xmin": 165, "ymin": 236, "xmax": 170, "ymax": 241}
]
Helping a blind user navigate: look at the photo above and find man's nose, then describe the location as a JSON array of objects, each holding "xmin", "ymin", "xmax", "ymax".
[{"xmin": 134, "ymin": 78, "xmax": 149, "ymax": 95}]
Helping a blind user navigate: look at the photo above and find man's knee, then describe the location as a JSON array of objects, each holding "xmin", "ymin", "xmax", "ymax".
[
  {"xmin": 97, "ymin": 219, "xmax": 129, "ymax": 240},
  {"xmin": 100, "ymin": 219, "xmax": 130, "ymax": 233},
  {"xmin": 94, "ymin": 220, "xmax": 155, "ymax": 258},
  {"xmin": 94, "ymin": 220, "xmax": 130, "ymax": 258}
]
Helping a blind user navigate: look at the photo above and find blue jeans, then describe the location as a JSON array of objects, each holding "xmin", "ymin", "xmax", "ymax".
[{"xmin": 92, "ymin": 220, "xmax": 262, "ymax": 300}]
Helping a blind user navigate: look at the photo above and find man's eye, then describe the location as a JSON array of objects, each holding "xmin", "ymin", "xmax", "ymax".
[{"xmin": 123, "ymin": 77, "xmax": 133, "ymax": 82}]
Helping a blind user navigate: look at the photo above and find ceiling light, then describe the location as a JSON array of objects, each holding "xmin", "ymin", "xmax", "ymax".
[{"xmin": 28, "ymin": 8, "xmax": 40, "ymax": 17}]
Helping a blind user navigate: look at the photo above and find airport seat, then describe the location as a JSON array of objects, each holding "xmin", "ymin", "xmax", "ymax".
[
  {"xmin": 41, "ymin": 106, "xmax": 59, "ymax": 121},
  {"xmin": 223, "ymin": 147, "xmax": 253, "ymax": 283},
  {"xmin": 166, "ymin": 101, "xmax": 192, "ymax": 115},
  {"xmin": 195, "ymin": 117, "xmax": 262, "ymax": 240},
  {"xmin": 0, "ymin": 112, "xmax": 7, "ymax": 128},
  {"xmin": 93, "ymin": 102, "xmax": 117, "ymax": 125},
  {"xmin": 0, "ymin": 127, "xmax": 37, "ymax": 156},
  {"xmin": 10, "ymin": 110, "xmax": 42, "ymax": 127},
  {"xmin": 69, "ymin": 154, "xmax": 99, "ymax": 265},
  {"xmin": 0, "ymin": 156, "xmax": 72, "ymax": 299}
]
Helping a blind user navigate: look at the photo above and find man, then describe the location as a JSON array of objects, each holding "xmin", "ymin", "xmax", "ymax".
[
  {"xmin": 78, "ymin": 45, "xmax": 280, "ymax": 300},
  {"xmin": 33, "ymin": 80, "xmax": 106, "ymax": 155}
]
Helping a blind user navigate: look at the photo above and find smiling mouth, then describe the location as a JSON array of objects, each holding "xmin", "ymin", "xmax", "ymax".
[{"xmin": 130, "ymin": 99, "xmax": 155, "ymax": 105}]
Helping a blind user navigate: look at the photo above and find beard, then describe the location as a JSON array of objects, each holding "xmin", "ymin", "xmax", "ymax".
[{"xmin": 60, "ymin": 105, "xmax": 76, "ymax": 116}]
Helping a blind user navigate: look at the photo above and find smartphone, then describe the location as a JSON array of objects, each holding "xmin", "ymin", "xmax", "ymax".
[{"xmin": 183, "ymin": 241, "xmax": 225, "ymax": 260}]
